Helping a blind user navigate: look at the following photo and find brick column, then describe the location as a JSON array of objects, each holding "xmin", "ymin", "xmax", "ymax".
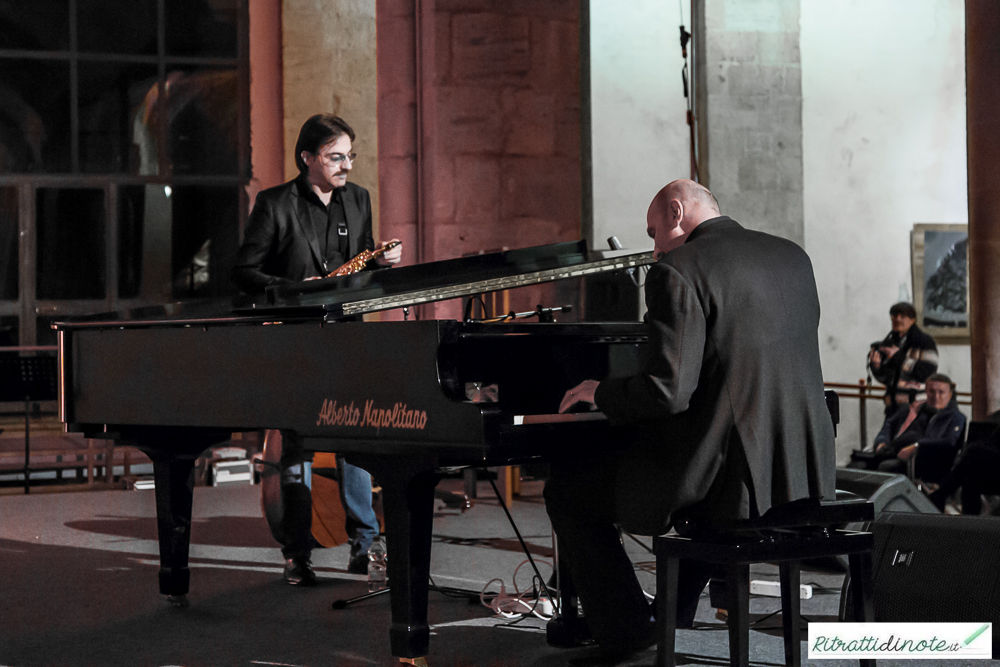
[
  {"xmin": 966, "ymin": 1, "xmax": 1000, "ymax": 419},
  {"xmin": 248, "ymin": 0, "xmax": 284, "ymax": 209}
]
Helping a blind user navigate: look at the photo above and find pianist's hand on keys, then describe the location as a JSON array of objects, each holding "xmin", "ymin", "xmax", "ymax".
[{"xmin": 559, "ymin": 379, "xmax": 600, "ymax": 414}]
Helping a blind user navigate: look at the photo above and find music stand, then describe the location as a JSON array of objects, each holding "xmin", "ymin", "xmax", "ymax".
[{"xmin": 0, "ymin": 356, "xmax": 58, "ymax": 494}]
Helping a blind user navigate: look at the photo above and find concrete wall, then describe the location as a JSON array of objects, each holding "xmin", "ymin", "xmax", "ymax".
[
  {"xmin": 703, "ymin": 0, "xmax": 804, "ymax": 244},
  {"xmin": 589, "ymin": 0, "xmax": 690, "ymax": 255},
  {"xmin": 282, "ymin": 0, "xmax": 380, "ymax": 235},
  {"xmin": 801, "ymin": 0, "xmax": 969, "ymax": 460},
  {"xmin": 590, "ymin": 1, "xmax": 970, "ymax": 460}
]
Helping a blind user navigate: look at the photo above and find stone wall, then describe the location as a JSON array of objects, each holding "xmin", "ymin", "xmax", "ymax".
[
  {"xmin": 377, "ymin": 0, "xmax": 582, "ymax": 320},
  {"xmin": 282, "ymin": 0, "xmax": 380, "ymax": 234}
]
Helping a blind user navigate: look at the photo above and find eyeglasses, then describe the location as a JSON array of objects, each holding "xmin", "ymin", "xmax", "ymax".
[{"xmin": 317, "ymin": 152, "xmax": 356, "ymax": 166}]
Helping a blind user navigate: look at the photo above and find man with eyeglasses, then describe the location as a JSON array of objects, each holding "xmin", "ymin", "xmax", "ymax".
[{"xmin": 233, "ymin": 114, "xmax": 402, "ymax": 585}]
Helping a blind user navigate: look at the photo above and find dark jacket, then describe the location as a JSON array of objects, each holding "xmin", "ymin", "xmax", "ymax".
[
  {"xmin": 595, "ymin": 216, "xmax": 836, "ymax": 534},
  {"xmin": 232, "ymin": 176, "xmax": 374, "ymax": 294},
  {"xmin": 869, "ymin": 324, "xmax": 938, "ymax": 408},
  {"xmin": 874, "ymin": 399, "xmax": 966, "ymax": 457}
]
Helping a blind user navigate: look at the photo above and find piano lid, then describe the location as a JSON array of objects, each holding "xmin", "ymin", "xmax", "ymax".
[{"xmin": 238, "ymin": 240, "xmax": 656, "ymax": 318}]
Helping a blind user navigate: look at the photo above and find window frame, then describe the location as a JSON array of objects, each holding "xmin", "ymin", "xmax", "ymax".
[{"xmin": 0, "ymin": 0, "xmax": 250, "ymax": 346}]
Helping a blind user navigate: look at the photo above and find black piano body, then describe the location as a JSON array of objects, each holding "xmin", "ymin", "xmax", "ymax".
[{"xmin": 55, "ymin": 241, "xmax": 655, "ymax": 661}]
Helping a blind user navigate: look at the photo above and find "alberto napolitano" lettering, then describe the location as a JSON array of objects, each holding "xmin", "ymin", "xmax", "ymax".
[{"xmin": 317, "ymin": 399, "xmax": 428, "ymax": 433}]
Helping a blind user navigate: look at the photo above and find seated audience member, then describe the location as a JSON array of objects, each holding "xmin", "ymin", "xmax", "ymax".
[
  {"xmin": 930, "ymin": 424, "xmax": 1000, "ymax": 514},
  {"xmin": 864, "ymin": 373, "xmax": 966, "ymax": 476},
  {"xmin": 868, "ymin": 302, "xmax": 938, "ymax": 414}
]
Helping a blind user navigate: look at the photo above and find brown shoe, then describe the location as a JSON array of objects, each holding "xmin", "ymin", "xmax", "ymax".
[{"xmin": 283, "ymin": 557, "xmax": 317, "ymax": 586}]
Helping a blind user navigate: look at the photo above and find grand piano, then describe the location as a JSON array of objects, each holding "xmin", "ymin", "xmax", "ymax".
[{"xmin": 55, "ymin": 240, "xmax": 655, "ymax": 664}]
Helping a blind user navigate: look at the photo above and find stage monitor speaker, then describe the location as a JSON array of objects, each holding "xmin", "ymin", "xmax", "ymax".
[
  {"xmin": 835, "ymin": 467, "xmax": 940, "ymax": 515},
  {"xmin": 847, "ymin": 512, "xmax": 1000, "ymax": 655}
]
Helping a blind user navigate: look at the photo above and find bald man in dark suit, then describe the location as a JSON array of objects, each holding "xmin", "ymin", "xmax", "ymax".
[{"xmin": 546, "ymin": 179, "xmax": 835, "ymax": 659}]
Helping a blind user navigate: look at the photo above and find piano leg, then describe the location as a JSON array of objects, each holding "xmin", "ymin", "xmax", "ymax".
[
  {"xmin": 353, "ymin": 456, "xmax": 439, "ymax": 661},
  {"xmin": 138, "ymin": 449, "xmax": 201, "ymax": 606}
]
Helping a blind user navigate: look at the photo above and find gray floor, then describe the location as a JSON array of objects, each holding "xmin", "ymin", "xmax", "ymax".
[{"xmin": 0, "ymin": 479, "xmax": 994, "ymax": 666}]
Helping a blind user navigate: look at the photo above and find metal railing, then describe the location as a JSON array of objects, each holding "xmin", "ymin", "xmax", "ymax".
[{"xmin": 824, "ymin": 380, "xmax": 973, "ymax": 451}]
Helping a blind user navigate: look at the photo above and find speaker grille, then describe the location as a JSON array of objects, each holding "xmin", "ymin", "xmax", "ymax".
[{"xmin": 873, "ymin": 512, "xmax": 1000, "ymax": 624}]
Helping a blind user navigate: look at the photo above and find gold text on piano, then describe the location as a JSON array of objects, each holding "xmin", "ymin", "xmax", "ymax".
[{"xmin": 317, "ymin": 398, "xmax": 428, "ymax": 433}]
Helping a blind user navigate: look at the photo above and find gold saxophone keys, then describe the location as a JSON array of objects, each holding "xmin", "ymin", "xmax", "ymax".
[{"xmin": 328, "ymin": 240, "xmax": 401, "ymax": 277}]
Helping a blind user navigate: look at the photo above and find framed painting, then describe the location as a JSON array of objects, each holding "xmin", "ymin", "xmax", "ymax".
[{"xmin": 911, "ymin": 223, "xmax": 969, "ymax": 344}]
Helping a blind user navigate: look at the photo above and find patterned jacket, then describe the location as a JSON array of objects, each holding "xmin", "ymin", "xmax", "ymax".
[{"xmin": 869, "ymin": 324, "xmax": 938, "ymax": 408}]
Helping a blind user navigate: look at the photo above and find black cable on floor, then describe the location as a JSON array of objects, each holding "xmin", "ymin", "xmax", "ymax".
[
  {"xmin": 427, "ymin": 574, "xmax": 482, "ymax": 600},
  {"xmin": 486, "ymin": 474, "xmax": 553, "ymax": 598}
]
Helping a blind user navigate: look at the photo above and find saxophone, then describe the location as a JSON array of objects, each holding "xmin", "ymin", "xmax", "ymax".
[{"xmin": 327, "ymin": 240, "xmax": 401, "ymax": 277}]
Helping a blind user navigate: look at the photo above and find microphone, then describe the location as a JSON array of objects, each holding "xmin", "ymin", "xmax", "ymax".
[
  {"xmin": 533, "ymin": 304, "xmax": 572, "ymax": 323},
  {"xmin": 607, "ymin": 236, "xmax": 637, "ymax": 282}
]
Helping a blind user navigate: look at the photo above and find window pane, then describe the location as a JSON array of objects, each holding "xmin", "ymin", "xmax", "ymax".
[
  {"xmin": 171, "ymin": 185, "xmax": 238, "ymax": 299},
  {"xmin": 0, "ymin": 316, "xmax": 17, "ymax": 346},
  {"xmin": 167, "ymin": 67, "xmax": 240, "ymax": 175},
  {"xmin": 0, "ymin": 187, "xmax": 17, "ymax": 299},
  {"xmin": 0, "ymin": 1, "xmax": 70, "ymax": 51},
  {"xmin": 117, "ymin": 185, "xmax": 145, "ymax": 298},
  {"xmin": 116, "ymin": 184, "xmax": 172, "ymax": 300},
  {"xmin": 165, "ymin": 0, "xmax": 239, "ymax": 58},
  {"xmin": 36, "ymin": 188, "xmax": 105, "ymax": 299},
  {"xmin": 78, "ymin": 0, "xmax": 157, "ymax": 55},
  {"xmin": 79, "ymin": 63, "xmax": 159, "ymax": 174},
  {"xmin": 0, "ymin": 59, "xmax": 71, "ymax": 174}
]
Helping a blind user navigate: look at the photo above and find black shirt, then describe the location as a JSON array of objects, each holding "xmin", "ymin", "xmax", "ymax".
[{"xmin": 295, "ymin": 176, "xmax": 349, "ymax": 274}]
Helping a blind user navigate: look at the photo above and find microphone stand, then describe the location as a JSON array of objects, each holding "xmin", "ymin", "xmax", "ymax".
[{"xmin": 332, "ymin": 468, "xmax": 550, "ymax": 610}]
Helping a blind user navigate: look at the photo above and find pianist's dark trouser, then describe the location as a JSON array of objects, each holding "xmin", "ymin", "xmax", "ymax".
[{"xmin": 544, "ymin": 440, "xmax": 750, "ymax": 648}]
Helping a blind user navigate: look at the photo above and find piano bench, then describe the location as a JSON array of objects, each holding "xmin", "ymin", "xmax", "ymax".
[{"xmin": 652, "ymin": 498, "xmax": 876, "ymax": 667}]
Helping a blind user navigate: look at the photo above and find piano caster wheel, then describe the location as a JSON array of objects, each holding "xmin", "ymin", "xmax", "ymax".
[
  {"xmin": 399, "ymin": 658, "xmax": 428, "ymax": 666},
  {"xmin": 166, "ymin": 594, "xmax": 190, "ymax": 608}
]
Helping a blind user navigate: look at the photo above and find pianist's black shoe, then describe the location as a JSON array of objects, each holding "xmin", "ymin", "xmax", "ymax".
[
  {"xmin": 546, "ymin": 614, "xmax": 593, "ymax": 648},
  {"xmin": 566, "ymin": 622, "xmax": 656, "ymax": 666},
  {"xmin": 283, "ymin": 556, "xmax": 317, "ymax": 586},
  {"xmin": 347, "ymin": 553, "xmax": 369, "ymax": 575}
]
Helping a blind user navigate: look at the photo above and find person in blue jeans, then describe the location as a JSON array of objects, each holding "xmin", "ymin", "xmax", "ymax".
[
  {"xmin": 233, "ymin": 114, "xmax": 401, "ymax": 585},
  {"xmin": 278, "ymin": 432, "xmax": 379, "ymax": 584}
]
